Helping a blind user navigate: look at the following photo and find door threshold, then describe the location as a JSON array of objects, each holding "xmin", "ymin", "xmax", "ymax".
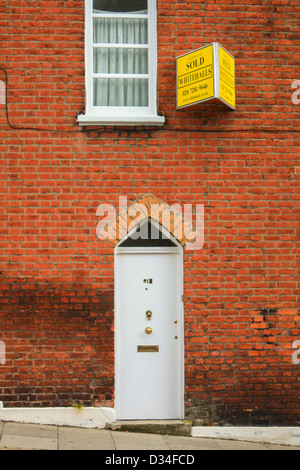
[{"xmin": 106, "ymin": 420, "xmax": 192, "ymax": 436}]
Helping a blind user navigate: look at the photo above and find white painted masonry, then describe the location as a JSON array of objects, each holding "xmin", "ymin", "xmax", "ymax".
[
  {"xmin": 0, "ymin": 402, "xmax": 115, "ymax": 429},
  {"xmin": 192, "ymin": 426, "xmax": 300, "ymax": 446}
]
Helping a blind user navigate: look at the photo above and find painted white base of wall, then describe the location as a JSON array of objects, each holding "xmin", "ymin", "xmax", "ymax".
[
  {"xmin": 191, "ymin": 426, "xmax": 300, "ymax": 446},
  {"xmin": 0, "ymin": 402, "xmax": 116, "ymax": 429}
]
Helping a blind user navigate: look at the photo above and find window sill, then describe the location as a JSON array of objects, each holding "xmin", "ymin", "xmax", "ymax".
[{"xmin": 77, "ymin": 114, "xmax": 165, "ymax": 127}]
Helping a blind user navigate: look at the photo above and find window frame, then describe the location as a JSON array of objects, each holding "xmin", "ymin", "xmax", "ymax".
[{"xmin": 78, "ymin": 0, "xmax": 165, "ymax": 126}]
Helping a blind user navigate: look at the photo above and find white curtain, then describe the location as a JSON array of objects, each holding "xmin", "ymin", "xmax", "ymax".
[{"xmin": 93, "ymin": 12, "xmax": 149, "ymax": 107}]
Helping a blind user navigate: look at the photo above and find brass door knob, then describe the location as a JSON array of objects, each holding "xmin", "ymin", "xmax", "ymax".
[
  {"xmin": 146, "ymin": 310, "xmax": 152, "ymax": 320},
  {"xmin": 145, "ymin": 327, "xmax": 152, "ymax": 335}
]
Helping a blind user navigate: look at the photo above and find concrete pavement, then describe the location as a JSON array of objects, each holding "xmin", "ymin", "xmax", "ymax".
[{"xmin": 1, "ymin": 422, "xmax": 300, "ymax": 450}]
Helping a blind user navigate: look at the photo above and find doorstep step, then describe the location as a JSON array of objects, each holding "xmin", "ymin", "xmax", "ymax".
[{"xmin": 106, "ymin": 420, "xmax": 192, "ymax": 437}]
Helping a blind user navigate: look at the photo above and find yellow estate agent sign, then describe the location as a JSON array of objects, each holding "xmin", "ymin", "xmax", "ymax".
[
  {"xmin": 176, "ymin": 43, "xmax": 235, "ymax": 110},
  {"xmin": 218, "ymin": 45, "xmax": 235, "ymax": 108},
  {"xmin": 176, "ymin": 44, "xmax": 214, "ymax": 109}
]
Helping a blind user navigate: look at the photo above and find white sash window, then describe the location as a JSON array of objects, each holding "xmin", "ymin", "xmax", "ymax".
[{"xmin": 78, "ymin": 0, "xmax": 165, "ymax": 126}]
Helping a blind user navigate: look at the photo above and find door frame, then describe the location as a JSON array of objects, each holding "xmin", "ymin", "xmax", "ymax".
[{"xmin": 114, "ymin": 221, "xmax": 185, "ymax": 420}]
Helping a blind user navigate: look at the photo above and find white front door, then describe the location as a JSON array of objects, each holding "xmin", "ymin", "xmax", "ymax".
[{"xmin": 115, "ymin": 247, "xmax": 184, "ymax": 420}]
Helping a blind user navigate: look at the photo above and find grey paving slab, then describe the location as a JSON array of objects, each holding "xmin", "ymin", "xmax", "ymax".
[
  {"xmin": 1, "ymin": 422, "xmax": 300, "ymax": 451},
  {"xmin": 165, "ymin": 435, "xmax": 221, "ymax": 450},
  {"xmin": 0, "ymin": 433, "xmax": 57, "ymax": 450},
  {"xmin": 215, "ymin": 439, "xmax": 268, "ymax": 450},
  {"xmin": 58, "ymin": 427, "xmax": 115, "ymax": 450},
  {"xmin": 111, "ymin": 431, "xmax": 170, "ymax": 450},
  {"xmin": 0, "ymin": 422, "xmax": 58, "ymax": 450},
  {"xmin": 2, "ymin": 422, "xmax": 57, "ymax": 438}
]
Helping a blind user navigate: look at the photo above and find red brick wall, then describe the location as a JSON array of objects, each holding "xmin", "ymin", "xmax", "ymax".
[{"xmin": 0, "ymin": 0, "xmax": 299, "ymax": 424}]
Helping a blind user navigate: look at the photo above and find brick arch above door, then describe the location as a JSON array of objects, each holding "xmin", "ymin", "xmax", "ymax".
[{"xmin": 101, "ymin": 193, "xmax": 197, "ymax": 248}]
